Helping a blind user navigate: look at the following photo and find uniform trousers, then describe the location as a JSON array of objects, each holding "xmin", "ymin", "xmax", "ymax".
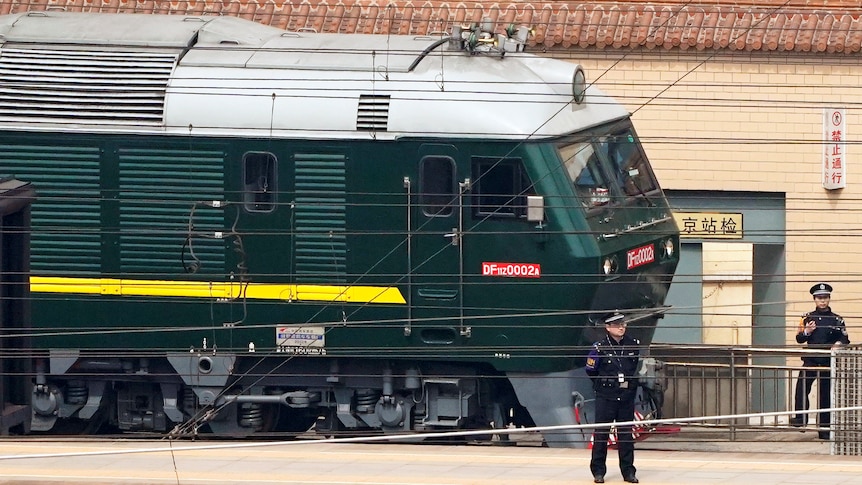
[
  {"xmin": 793, "ymin": 368, "xmax": 831, "ymax": 431},
  {"xmin": 590, "ymin": 394, "xmax": 636, "ymax": 478}
]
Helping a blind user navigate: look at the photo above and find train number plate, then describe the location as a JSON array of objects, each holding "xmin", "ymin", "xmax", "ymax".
[
  {"xmin": 276, "ymin": 326, "xmax": 326, "ymax": 355},
  {"xmin": 626, "ymin": 244, "xmax": 655, "ymax": 270},
  {"xmin": 481, "ymin": 262, "xmax": 541, "ymax": 278}
]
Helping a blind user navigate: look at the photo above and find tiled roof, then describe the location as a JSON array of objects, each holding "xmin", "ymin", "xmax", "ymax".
[{"xmin": 5, "ymin": 1, "xmax": 862, "ymax": 53}]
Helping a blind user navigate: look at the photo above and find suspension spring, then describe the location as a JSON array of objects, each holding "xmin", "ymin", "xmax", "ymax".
[
  {"xmin": 65, "ymin": 383, "xmax": 88, "ymax": 405},
  {"xmin": 239, "ymin": 403, "xmax": 264, "ymax": 429}
]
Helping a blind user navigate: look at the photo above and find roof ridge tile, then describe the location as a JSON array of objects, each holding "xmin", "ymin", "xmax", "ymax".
[{"xmin": 4, "ymin": 1, "xmax": 862, "ymax": 53}]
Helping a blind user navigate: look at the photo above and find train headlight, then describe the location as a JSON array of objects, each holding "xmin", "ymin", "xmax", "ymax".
[
  {"xmin": 572, "ymin": 67, "xmax": 586, "ymax": 105},
  {"xmin": 602, "ymin": 257, "xmax": 618, "ymax": 275},
  {"xmin": 663, "ymin": 238, "xmax": 675, "ymax": 258}
]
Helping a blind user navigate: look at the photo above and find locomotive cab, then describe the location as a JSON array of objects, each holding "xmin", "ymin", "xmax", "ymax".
[{"xmin": 555, "ymin": 120, "xmax": 678, "ymax": 347}]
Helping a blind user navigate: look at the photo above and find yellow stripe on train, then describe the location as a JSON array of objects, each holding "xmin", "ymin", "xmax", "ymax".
[{"xmin": 30, "ymin": 276, "xmax": 407, "ymax": 304}]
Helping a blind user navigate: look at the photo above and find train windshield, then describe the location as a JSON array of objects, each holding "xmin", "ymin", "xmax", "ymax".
[{"xmin": 556, "ymin": 124, "xmax": 659, "ymax": 210}]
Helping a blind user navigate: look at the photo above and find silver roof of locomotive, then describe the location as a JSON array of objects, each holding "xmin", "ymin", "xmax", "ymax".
[{"xmin": 0, "ymin": 12, "xmax": 629, "ymax": 140}]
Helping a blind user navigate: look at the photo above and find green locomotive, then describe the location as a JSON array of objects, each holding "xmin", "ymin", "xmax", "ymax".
[{"xmin": 1, "ymin": 12, "xmax": 679, "ymax": 446}]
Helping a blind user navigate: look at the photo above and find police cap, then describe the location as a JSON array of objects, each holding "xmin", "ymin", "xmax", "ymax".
[
  {"xmin": 603, "ymin": 312, "xmax": 626, "ymax": 325},
  {"xmin": 810, "ymin": 283, "xmax": 833, "ymax": 297}
]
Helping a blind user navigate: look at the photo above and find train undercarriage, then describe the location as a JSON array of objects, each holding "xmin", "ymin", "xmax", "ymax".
[{"xmin": 30, "ymin": 351, "xmax": 532, "ymax": 441}]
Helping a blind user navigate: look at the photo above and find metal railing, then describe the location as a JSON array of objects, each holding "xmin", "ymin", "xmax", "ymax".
[
  {"xmin": 649, "ymin": 344, "xmax": 860, "ymax": 450},
  {"xmin": 832, "ymin": 344, "xmax": 862, "ymax": 455}
]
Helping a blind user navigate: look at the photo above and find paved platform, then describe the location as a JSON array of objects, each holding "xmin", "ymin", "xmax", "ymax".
[
  {"xmin": 638, "ymin": 427, "xmax": 835, "ymax": 454},
  {"xmin": 0, "ymin": 430, "xmax": 859, "ymax": 485}
]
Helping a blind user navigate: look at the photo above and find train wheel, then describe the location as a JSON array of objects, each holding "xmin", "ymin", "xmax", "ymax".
[
  {"xmin": 48, "ymin": 418, "xmax": 99, "ymax": 435},
  {"xmin": 312, "ymin": 409, "xmax": 344, "ymax": 438},
  {"xmin": 278, "ymin": 408, "xmax": 318, "ymax": 435},
  {"xmin": 50, "ymin": 395, "xmax": 112, "ymax": 435},
  {"xmin": 463, "ymin": 415, "xmax": 494, "ymax": 443},
  {"xmin": 260, "ymin": 404, "xmax": 317, "ymax": 436}
]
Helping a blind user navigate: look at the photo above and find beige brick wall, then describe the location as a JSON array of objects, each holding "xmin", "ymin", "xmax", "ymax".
[{"xmin": 570, "ymin": 51, "xmax": 860, "ymax": 349}]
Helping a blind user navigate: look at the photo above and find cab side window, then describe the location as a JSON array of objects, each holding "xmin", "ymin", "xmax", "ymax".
[
  {"xmin": 472, "ymin": 157, "xmax": 534, "ymax": 218},
  {"xmin": 420, "ymin": 155, "xmax": 456, "ymax": 217},
  {"xmin": 558, "ymin": 142, "xmax": 610, "ymax": 208},
  {"xmin": 243, "ymin": 152, "xmax": 277, "ymax": 212},
  {"xmin": 600, "ymin": 133, "xmax": 658, "ymax": 197}
]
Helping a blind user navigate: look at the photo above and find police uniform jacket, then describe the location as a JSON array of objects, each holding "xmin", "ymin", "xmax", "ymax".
[
  {"xmin": 796, "ymin": 306, "xmax": 850, "ymax": 366},
  {"xmin": 585, "ymin": 334, "xmax": 641, "ymax": 400}
]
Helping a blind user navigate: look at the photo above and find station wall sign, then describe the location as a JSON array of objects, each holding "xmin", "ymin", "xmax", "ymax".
[
  {"xmin": 673, "ymin": 212, "xmax": 743, "ymax": 239},
  {"xmin": 823, "ymin": 108, "xmax": 846, "ymax": 190}
]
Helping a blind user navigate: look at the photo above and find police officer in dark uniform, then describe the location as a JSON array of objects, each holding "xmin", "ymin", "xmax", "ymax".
[
  {"xmin": 585, "ymin": 312, "xmax": 640, "ymax": 484},
  {"xmin": 791, "ymin": 283, "xmax": 850, "ymax": 439}
]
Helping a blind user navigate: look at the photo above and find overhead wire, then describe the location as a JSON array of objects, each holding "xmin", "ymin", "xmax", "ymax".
[
  {"xmin": 1, "ymin": 0, "xmax": 856, "ymax": 434},
  {"xmin": 0, "ymin": 1, "xmax": 852, "ymax": 344},
  {"xmin": 156, "ymin": 0, "xmax": 745, "ymax": 431}
]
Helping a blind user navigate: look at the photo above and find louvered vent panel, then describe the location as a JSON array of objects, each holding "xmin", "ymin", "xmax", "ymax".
[
  {"xmin": 0, "ymin": 46, "xmax": 178, "ymax": 125},
  {"xmin": 118, "ymin": 148, "xmax": 226, "ymax": 276},
  {"xmin": 294, "ymin": 153, "xmax": 347, "ymax": 283},
  {"xmin": 356, "ymin": 94, "xmax": 390, "ymax": 131},
  {"xmin": 0, "ymin": 144, "xmax": 102, "ymax": 275}
]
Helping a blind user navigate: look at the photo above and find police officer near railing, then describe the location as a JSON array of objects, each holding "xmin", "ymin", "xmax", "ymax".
[
  {"xmin": 791, "ymin": 283, "xmax": 850, "ymax": 439},
  {"xmin": 585, "ymin": 312, "xmax": 640, "ymax": 484}
]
